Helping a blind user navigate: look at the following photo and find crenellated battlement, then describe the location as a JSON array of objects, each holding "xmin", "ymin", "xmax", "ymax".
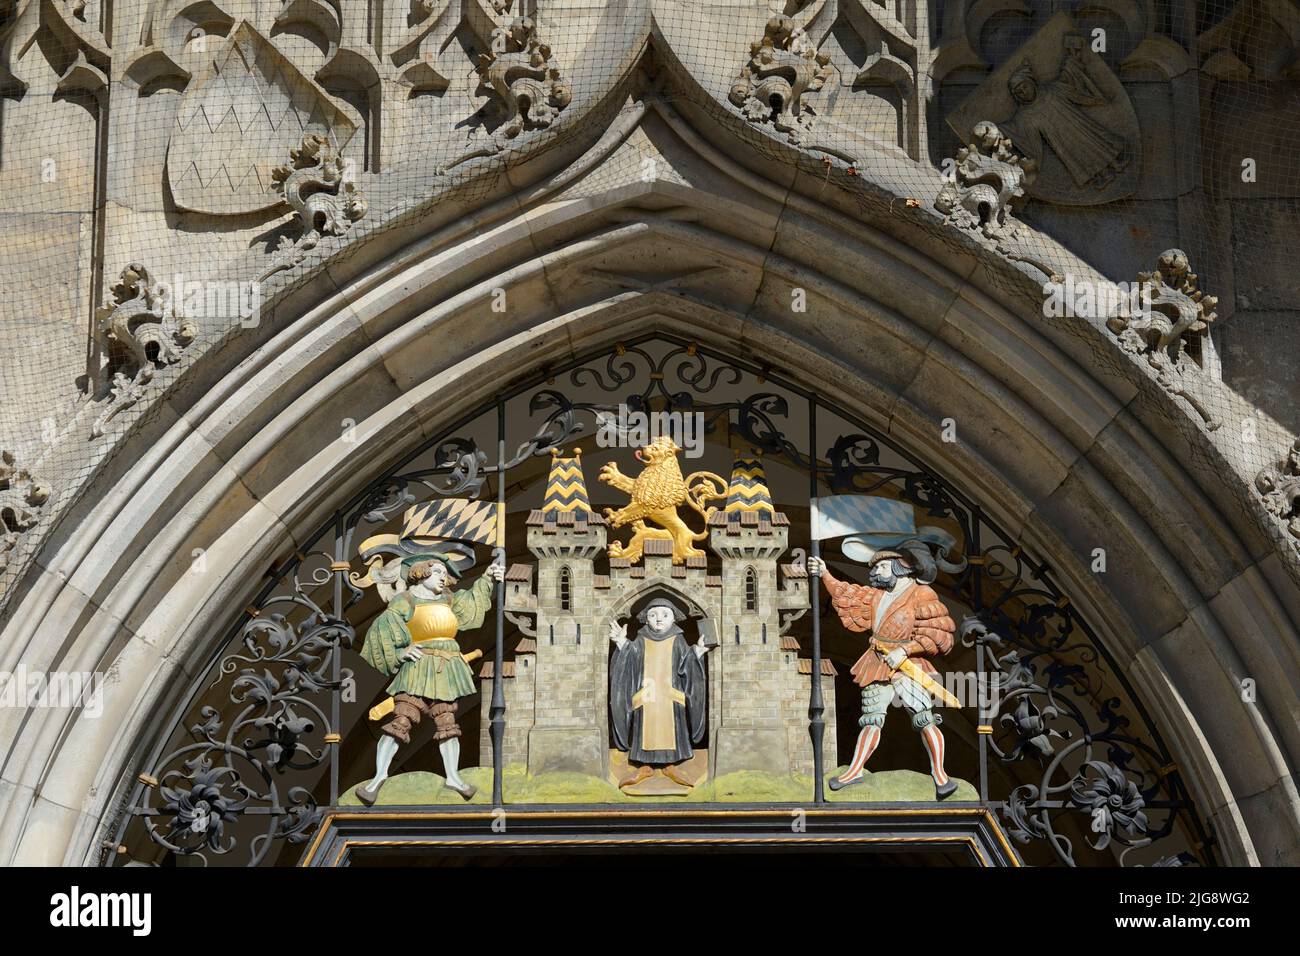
[{"xmin": 483, "ymin": 449, "xmax": 835, "ymax": 785}]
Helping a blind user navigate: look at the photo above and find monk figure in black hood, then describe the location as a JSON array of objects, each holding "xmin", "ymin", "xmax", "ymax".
[{"xmin": 608, "ymin": 596, "xmax": 711, "ymax": 789}]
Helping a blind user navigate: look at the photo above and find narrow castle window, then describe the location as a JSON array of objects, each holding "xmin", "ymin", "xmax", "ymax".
[
  {"xmin": 744, "ymin": 566, "xmax": 758, "ymax": 612},
  {"xmin": 559, "ymin": 565, "xmax": 572, "ymax": 611}
]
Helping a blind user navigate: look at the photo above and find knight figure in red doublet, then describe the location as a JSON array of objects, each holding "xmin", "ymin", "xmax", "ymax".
[{"xmin": 808, "ymin": 547, "xmax": 960, "ymax": 799}]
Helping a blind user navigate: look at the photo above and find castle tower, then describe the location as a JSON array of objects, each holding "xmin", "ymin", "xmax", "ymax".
[
  {"xmin": 708, "ymin": 454, "xmax": 833, "ymax": 778},
  {"xmin": 516, "ymin": 449, "xmax": 608, "ymax": 776}
]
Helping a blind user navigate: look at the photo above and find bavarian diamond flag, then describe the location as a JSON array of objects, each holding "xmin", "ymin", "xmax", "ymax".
[
  {"xmin": 812, "ymin": 494, "xmax": 960, "ymax": 563},
  {"xmin": 812, "ymin": 494, "xmax": 915, "ymax": 543},
  {"xmin": 402, "ymin": 498, "xmax": 503, "ymax": 548}
]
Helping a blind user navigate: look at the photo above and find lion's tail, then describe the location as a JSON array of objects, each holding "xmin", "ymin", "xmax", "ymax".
[{"xmin": 684, "ymin": 471, "xmax": 729, "ymax": 539}]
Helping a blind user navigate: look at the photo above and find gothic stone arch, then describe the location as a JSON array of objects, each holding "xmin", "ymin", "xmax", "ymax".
[{"xmin": 0, "ymin": 3, "xmax": 1297, "ymax": 868}]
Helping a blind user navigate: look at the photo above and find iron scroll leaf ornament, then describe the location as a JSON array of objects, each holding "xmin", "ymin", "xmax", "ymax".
[
  {"xmin": 113, "ymin": 334, "xmax": 1211, "ymax": 866},
  {"xmin": 132, "ymin": 556, "xmax": 353, "ymax": 865},
  {"xmin": 958, "ymin": 546, "xmax": 1206, "ymax": 866}
]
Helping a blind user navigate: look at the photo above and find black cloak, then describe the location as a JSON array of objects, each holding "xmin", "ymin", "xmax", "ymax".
[{"xmin": 610, "ymin": 617, "xmax": 707, "ymax": 765}]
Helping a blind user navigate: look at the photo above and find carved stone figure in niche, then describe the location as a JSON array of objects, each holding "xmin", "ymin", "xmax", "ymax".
[
  {"xmin": 599, "ymin": 435, "xmax": 728, "ymax": 563},
  {"xmin": 354, "ymin": 548, "xmax": 503, "ymax": 804},
  {"xmin": 608, "ymin": 597, "xmax": 713, "ymax": 794},
  {"xmin": 945, "ymin": 13, "xmax": 1139, "ymax": 205}
]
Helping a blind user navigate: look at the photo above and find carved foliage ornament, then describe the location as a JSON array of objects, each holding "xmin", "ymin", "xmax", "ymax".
[
  {"xmin": 479, "ymin": 16, "xmax": 571, "ymax": 139},
  {"xmin": 261, "ymin": 133, "xmax": 368, "ymax": 279},
  {"xmin": 934, "ymin": 120, "xmax": 1037, "ymax": 245},
  {"xmin": 0, "ymin": 450, "xmax": 51, "ymax": 574},
  {"xmin": 1106, "ymin": 249, "xmax": 1221, "ymax": 430},
  {"xmin": 1255, "ymin": 439, "xmax": 1300, "ymax": 552},
  {"xmin": 92, "ymin": 263, "xmax": 197, "ymax": 438},
  {"xmin": 729, "ymin": 17, "xmax": 833, "ymax": 146},
  {"xmin": 440, "ymin": 16, "xmax": 572, "ymax": 173}
]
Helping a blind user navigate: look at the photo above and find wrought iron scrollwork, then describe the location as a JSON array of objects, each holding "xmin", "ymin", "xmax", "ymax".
[
  {"xmin": 117, "ymin": 334, "xmax": 1211, "ymax": 867},
  {"xmin": 131, "ymin": 556, "xmax": 353, "ymax": 865},
  {"xmin": 959, "ymin": 556, "xmax": 1199, "ymax": 865}
]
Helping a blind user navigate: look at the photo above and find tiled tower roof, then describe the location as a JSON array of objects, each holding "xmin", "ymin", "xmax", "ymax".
[
  {"xmin": 723, "ymin": 455, "xmax": 775, "ymax": 514},
  {"xmin": 541, "ymin": 448, "xmax": 592, "ymax": 514}
]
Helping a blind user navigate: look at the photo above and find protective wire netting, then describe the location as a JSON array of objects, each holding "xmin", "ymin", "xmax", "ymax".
[{"xmin": 0, "ymin": 0, "xmax": 1297, "ymax": 614}]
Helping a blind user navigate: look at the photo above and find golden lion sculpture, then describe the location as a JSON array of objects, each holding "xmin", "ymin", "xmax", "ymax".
[{"xmin": 599, "ymin": 436, "xmax": 728, "ymax": 563}]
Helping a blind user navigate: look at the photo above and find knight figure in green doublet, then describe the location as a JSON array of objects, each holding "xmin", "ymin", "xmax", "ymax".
[{"xmin": 355, "ymin": 551, "xmax": 503, "ymax": 804}]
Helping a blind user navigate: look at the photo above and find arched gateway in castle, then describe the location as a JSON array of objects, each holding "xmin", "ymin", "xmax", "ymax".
[{"xmin": 0, "ymin": 1, "xmax": 1297, "ymax": 868}]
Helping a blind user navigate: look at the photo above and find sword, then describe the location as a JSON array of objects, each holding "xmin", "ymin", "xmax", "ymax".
[
  {"xmin": 873, "ymin": 641, "xmax": 961, "ymax": 708},
  {"xmin": 367, "ymin": 649, "xmax": 484, "ymax": 721}
]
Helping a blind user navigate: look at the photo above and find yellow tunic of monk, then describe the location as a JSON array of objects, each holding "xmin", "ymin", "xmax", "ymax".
[{"xmin": 635, "ymin": 636, "xmax": 686, "ymax": 751}]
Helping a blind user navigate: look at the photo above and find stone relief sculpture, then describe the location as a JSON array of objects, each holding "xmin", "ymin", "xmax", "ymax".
[
  {"xmin": 608, "ymin": 596, "xmax": 713, "ymax": 794},
  {"xmin": 165, "ymin": 21, "xmax": 360, "ymax": 216},
  {"xmin": 439, "ymin": 16, "xmax": 572, "ymax": 172},
  {"xmin": 598, "ymin": 435, "xmax": 728, "ymax": 563},
  {"xmin": 729, "ymin": 16, "xmax": 833, "ymax": 146},
  {"xmin": 90, "ymin": 263, "xmax": 197, "ymax": 438},
  {"xmin": 809, "ymin": 494, "xmax": 967, "ymax": 799},
  {"xmin": 1107, "ymin": 249, "xmax": 1221, "ymax": 430},
  {"xmin": 1255, "ymin": 439, "xmax": 1300, "ymax": 553},
  {"xmin": 350, "ymin": 497, "xmax": 506, "ymax": 804},
  {"xmin": 0, "ymin": 450, "xmax": 50, "ymax": 573},
  {"xmin": 260, "ymin": 133, "xmax": 368, "ymax": 279},
  {"xmin": 1002, "ymin": 38, "xmax": 1131, "ymax": 195},
  {"xmin": 945, "ymin": 13, "xmax": 1139, "ymax": 205}
]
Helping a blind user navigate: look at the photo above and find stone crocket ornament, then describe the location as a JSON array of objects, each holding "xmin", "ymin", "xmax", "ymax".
[{"xmin": 598, "ymin": 436, "xmax": 727, "ymax": 563}]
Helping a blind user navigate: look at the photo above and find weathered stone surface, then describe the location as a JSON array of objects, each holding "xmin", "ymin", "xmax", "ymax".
[{"xmin": 0, "ymin": 0, "xmax": 1296, "ymax": 870}]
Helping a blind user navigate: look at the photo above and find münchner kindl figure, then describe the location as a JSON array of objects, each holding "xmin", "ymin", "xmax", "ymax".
[
  {"xmin": 355, "ymin": 551, "xmax": 504, "ymax": 804},
  {"xmin": 608, "ymin": 597, "xmax": 711, "ymax": 789},
  {"xmin": 807, "ymin": 546, "xmax": 959, "ymax": 799}
]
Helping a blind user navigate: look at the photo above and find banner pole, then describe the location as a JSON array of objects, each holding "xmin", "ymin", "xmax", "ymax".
[
  {"xmin": 490, "ymin": 403, "xmax": 507, "ymax": 807},
  {"xmin": 808, "ymin": 399, "xmax": 826, "ymax": 803}
]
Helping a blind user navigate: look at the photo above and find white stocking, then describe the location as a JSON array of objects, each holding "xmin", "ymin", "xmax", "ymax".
[
  {"xmin": 440, "ymin": 737, "xmax": 463, "ymax": 787},
  {"xmin": 371, "ymin": 735, "xmax": 399, "ymax": 786}
]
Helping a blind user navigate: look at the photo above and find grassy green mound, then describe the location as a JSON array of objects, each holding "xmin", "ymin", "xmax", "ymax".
[
  {"xmin": 823, "ymin": 767, "xmax": 979, "ymax": 802},
  {"xmin": 339, "ymin": 767, "xmax": 496, "ymax": 806},
  {"xmin": 340, "ymin": 765, "xmax": 976, "ymax": 806}
]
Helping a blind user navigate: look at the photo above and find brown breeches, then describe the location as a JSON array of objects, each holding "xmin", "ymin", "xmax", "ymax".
[{"xmin": 381, "ymin": 694, "xmax": 460, "ymax": 744}]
